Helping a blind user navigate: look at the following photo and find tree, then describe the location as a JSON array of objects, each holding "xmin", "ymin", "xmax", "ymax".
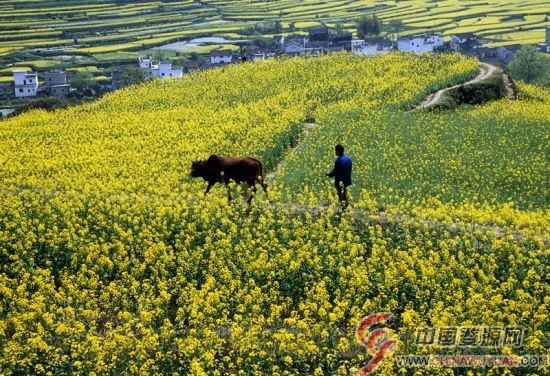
[
  {"xmin": 70, "ymin": 72, "xmax": 94, "ymax": 90},
  {"xmin": 121, "ymin": 67, "xmax": 149, "ymax": 87},
  {"xmin": 153, "ymin": 49, "xmax": 165, "ymax": 62},
  {"xmin": 356, "ymin": 15, "xmax": 383, "ymax": 40},
  {"xmin": 508, "ymin": 45, "xmax": 548, "ymax": 83},
  {"xmin": 171, "ymin": 55, "xmax": 188, "ymax": 68},
  {"xmin": 386, "ymin": 19, "xmax": 404, "ymax": 39}
]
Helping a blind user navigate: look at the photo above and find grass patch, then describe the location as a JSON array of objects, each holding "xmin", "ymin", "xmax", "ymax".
[{"xmin": 15, "ymin": 59, "xmax": 62, "ymax": 69}]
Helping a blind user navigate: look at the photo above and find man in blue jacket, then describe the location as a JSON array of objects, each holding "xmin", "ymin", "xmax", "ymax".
[{"xmin": 326, "ymin": 144, "xmax": 352, "ymax": 209}]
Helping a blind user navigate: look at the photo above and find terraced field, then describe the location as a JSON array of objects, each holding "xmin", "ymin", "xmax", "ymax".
[{"xmin": 0, "ymin": 0, "xmax": 548, "ymax": 75}]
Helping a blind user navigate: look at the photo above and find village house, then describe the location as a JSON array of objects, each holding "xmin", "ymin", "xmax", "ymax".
[
  {"xmin": 397, "ymin": 34, "xmax": 444, "ymax": 54},
  {"xmin": 282, "ymin": 35, "xmax": 307, "ymax": 54},
  {"xmin": 139, "ymin": 57, "xmax": 183, "ymax": 78},
  {"xmin": 248, "ymin": 48, "xmax": 276, "ymax": 61},
  {"xmin": 329, "ymin": 32, "xmax": 353, "ymax": 51},
  {"xmin": 450, "ymin": 33, "xmax": 481, "ymax": 53},
  {"xmin": 284, "ymin": 39, "xmax": 305, "ymax": 54},
  {"xmin": 185, "ymin": 61, "xmax": 201, "ymax": 72},
  {"xmin": 43, "ymin": 69, "xmax": 70, "ymax": 97},
  {"xmin": 156, "ymin": 62, "xmax": 183, "ymax": 78},
  {"xmin": 307, "ymin": 25, "xmax": 329, "ymax": 47},
  {"xmin": 110, "ymin": 70, "xmax": 123, "ymax": 91},
  {"xmin": 210, "ymin": 49, "xmax": 233, "ymax": 64},
  {"xmin": 272, "ymin": 35, "xmax": 285, "ymax": 51},
  {"xmin": 473, "ymin": 46, "xmax": 497, "ymax": 60},
  {"xmin": 497, "ymin": 44, "xmax": 522, "ymax": 64},
  {"xmin": 139, "ymin": 56, "xmax": 155, "ymax": 70},
  {"xmin": 537, "ymin": 26, "xmax": 550, "ymax": 53},
  {"xmin": 270, "ymin": 34, "xmax": 307, "ymax": 54},
  {"xmin": 352, "ymin": 39, "xmax": 393, "ymax": 55},
  {"xmin": 13, "ymin": 69, "xmax": 38, "ymax": 98}
]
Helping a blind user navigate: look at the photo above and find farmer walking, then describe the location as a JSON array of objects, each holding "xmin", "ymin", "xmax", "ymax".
[{"xmin": 326, "ymin": 144, "xmax": 352, "ymax": 209}]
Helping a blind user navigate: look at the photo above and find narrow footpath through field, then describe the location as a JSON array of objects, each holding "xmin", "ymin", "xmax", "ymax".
[
  {"xmin": 418, "ymin": 62, "xmax": 497, "ymax": 108},
  {"xmin": 416, "ymin": 62, "xmax": 518, "ymax": 109}
]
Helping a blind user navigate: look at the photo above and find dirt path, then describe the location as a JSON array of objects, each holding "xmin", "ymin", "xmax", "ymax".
[
  {"xmin": 502, "ymin": 71, "xmax": 517, "ymax": 100},
  {"xmin": 265, "ymin": 122, "xmax": 316, "ymax": 182},
  {"xmin": 0, "ymin": 183, "xmax": 545, "ymax": 245},
  {"xmin": 417, "ymin": 62, "xmax": 500, "ymax": 109}
]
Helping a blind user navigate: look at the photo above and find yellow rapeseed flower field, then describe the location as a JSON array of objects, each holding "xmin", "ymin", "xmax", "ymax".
[{"xmin": 0, "ymin": 53, "xmax": 548, "ymax": 375}]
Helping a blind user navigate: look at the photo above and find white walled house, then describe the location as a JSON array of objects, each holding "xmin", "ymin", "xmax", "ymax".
[
  {"xmin": 352, "ymin": 39, "xmax": 392, "ymax": 55},
  {"xmin": 284, "ymin": 40, "xmax": 304, "ymax": 54},
  {"xmin": 155, "ymin": 62, "xmax": 183, "ymax": 78},
  {"xmin": 139, "ymin": 56, "xmax": 156, "ymax": 69},
  {"xmin": 351, "ymin": 39, "xmax": 365, "ymax": 50},
  {"xmin": 210, "ymin": 49, "xmax": 233, "ymax": 64},
  {"xmin": 397, "ymin": 34, "xmax": 444, "ymax": 54},
  {"xmin": 13, "ymin": 70, "xmax": 38, "ymax": 97},
  {"xmin": 139, "ymin": 57, "xmax": 182, "ymax": 78},
  {"xmin": 282, "ymin": 35, "xmax": 307, "ymax": 55}
]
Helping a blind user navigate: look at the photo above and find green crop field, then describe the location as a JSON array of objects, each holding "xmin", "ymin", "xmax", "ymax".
[{"xmin": 0, "ymin": 0, "xmax": 548, "ymax": 74}]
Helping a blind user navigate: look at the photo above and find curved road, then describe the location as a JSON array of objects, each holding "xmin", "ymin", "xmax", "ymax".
[{"xmin": 418, "ymin": 62, "xmax": 499, "ymax": 109}]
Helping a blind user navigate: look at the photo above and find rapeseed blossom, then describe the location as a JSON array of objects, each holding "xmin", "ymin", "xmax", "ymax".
[{"xmin": 0, "ymin": 53, "xmax": 547, "ymax": 374}]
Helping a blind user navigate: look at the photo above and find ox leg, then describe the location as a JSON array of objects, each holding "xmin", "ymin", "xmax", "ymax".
[
  {"xmin": 204, "ymin": 181, "xmax": 215, "ymax": 197},
  {"xmin": 225, "ymin": 180, "xmax": 232, "ymax": 202}
]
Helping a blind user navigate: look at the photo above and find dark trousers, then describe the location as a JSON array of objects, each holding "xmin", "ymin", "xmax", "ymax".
[{"xmin": 335, "ymin": 181, "xmax": 349, "ymax": 209}]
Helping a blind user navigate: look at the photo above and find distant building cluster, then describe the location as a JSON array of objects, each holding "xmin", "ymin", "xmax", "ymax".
[
  {"xmin": 139, "ymin": 57, "xmax": 183, "ymax": 78},
  {"xmin": 397, "ymin": 34, "xmax": 444, "ymax": 54},
  {"xmin": 81, "ymin": 24, "xmax": 550, "ymax": 95},
  {"xmin": 3, "ymin": 26, "xmax": 547, "ymax": 100},
  {"xmin": 0, "ymin": 69, "xmax": 72, "ymax": 99}
]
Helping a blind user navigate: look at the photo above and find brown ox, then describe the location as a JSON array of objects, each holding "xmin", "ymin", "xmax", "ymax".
[{"xmin": 190, "ymin": 154, "xmax": 268, "ymax": 203}]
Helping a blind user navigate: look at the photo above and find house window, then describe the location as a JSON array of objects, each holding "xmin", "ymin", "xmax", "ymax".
[
  {"xmin": 23, "ymin": 80, "xmax": 26, "ymax": 85},
  {"xmin": 162, "ymin": 73, "xmax": 165, "ymax": 76},
  {"xmin": 28, "ymin": 89, "xmax": 31, "ymax": 93},
  {"xmin": 19, "ymin": 88, "xmax": 23, "ymax": 93}
]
